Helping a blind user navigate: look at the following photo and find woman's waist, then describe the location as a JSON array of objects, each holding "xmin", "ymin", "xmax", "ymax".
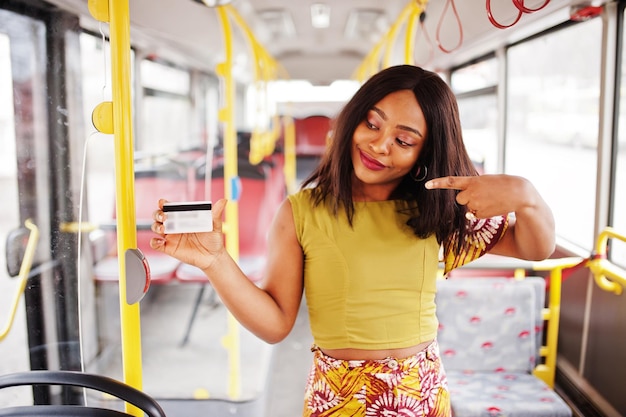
[{"xmin": 317, "ymin": 339, "xmax": 434, "ymax": 361}]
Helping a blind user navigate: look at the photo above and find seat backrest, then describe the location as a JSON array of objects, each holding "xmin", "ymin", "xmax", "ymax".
[
  {"xmin": 294, "ymin": 115, "xmax": 331, "ymax": 156},
  {"xmin": 0, "ymin": 370, "xmax": 166, "ymax": 417},
  {"xmin": 195, "ymin": 160, "xmax": 277, "ymax": 258},
  {"xmin": 208, "ymin": 177, "xmax": 269, "ymax": 257},
  {"xmin": 134, "ymin": 165, "xmax": 189, "ymax": 249},
  {"xmin": 436, "ymin": 277, "xmax": 543, "ymax": 374},
  {"xmin": 106, "ymin": 165, "xmax": 189, "ymax": 258}
]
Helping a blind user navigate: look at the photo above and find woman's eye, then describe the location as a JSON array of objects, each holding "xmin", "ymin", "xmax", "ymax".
[
  {"xmin": 396, "ymin": 138, "xmax": 412, "ymax": 147},
  {"xmin": 365, "ymin": 120, "xmax": 377, "ymax": 130}
]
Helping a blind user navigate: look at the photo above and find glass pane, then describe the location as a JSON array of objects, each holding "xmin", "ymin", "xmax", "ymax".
[
  {"xmin": 506, "ymin": 19, "xmax": 602, "ymax": 250},
  {"xmin": 613, "ymin": 11, "xmax": 626, "ymax": 268},
  {"xmin": 141, "ymin": 94, "xmax": 192, "ymax": 154},
  {"xmin": 141, "ymin": 59, "xmax": 190, "ymax": 95},
  {"xmin": 80, "ymin": 32, "xmax": 116, "ymax": 225},
  {"xmin": 0, "ymin": 26, "xmax": 34, "ymax": 408},
  {"xmin": 451, "ymin": 58, "xmax": 498, "ymax": 94},
  {"xmin": 458, "ymin": 94, "xmax": 498, "ymax": 174}
]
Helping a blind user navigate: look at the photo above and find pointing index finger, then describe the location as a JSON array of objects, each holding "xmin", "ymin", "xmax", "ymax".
[{"xmin": 425, "ymin": 176, "xmax": 472, "ymax": 190}]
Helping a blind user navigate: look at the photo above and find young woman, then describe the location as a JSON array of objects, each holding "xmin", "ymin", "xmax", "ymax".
[{"xmin": 150, "ymin": 65, "xmax": 555, "ymax": 416}]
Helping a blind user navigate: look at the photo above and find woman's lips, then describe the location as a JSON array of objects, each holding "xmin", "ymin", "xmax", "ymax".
[{"xmin": 359, "ymin": 150, "xmax": 386, "ymax": 171}]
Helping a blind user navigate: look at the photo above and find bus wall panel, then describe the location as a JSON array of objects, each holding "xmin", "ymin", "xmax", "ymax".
[
  {"xmin": 558, "ymin": 268, "xmax": 589, "ymax": 370},
  {"xmin": 584, "ymin": 284, "xmax": 626, "ymax": 415}
]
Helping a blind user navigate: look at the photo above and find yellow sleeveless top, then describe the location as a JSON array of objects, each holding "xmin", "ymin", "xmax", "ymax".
[{"xmin": 288, "ymin": 189, "xmax": 440, "ymax": 350}]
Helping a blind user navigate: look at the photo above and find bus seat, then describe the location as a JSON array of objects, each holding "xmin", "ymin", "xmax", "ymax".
[
  {"xmin": 294, "ymin": 115, "xmax": 331, "ymax": 157},
  {"xmin": 436, "ymin": 277, "xmax": 571, "ymax": 417},
  {"xmin": 265, "ymin": 153, "xmax": 288, "ymax": 212},
  {"xmin": 176, "ymin": 160, "xmax": 278, "ymax": 345},
  {"xmin": 93, "ymin": 166, "xmax": 188, "ymax": 284},
  {"xmin": 192, "ymin": 160, "xmax": 275, "ymax": 263}
]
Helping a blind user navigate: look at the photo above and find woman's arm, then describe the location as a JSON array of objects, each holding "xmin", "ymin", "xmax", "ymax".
[
  {"xmin": 150, "ymin": 198, "xmax": 304, "ymax": 343},
  {"xmin": 426, "ymin": 174, "xmax": 555, "ymax": 260},
  {"xmin": 486, "ymin": 178, "xmax": 555, "ymax": 260}
]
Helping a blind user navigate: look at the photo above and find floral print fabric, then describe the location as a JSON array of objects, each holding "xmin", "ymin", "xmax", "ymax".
[
  {"xmin": 443, "ymin": 215, "xmax": 508, "ymax": 275},
  {"xmin": 303, "ymin": 341, "xmax": 451, "ymax": 417}
]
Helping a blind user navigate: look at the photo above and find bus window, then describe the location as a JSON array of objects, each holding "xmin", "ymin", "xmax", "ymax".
[
  {"xmin": 0, "ymin": 20, "xmax": 34, "ymax": 407},
  {"xmin": 452, "ymin": 58, "xmax": 499, "ymax": 174},
  {"xmin": 80, "ymin": 32, "xmax": 116, "ymax": 226},
  {"xmin": 139, "ymin": 60, "xmax": 193, "ymax": 154},
  {"xmin": 0, "ymin": 33, "xmax": 16, "ymax": 178},
  {"xmin": 506, "ymin": 18, "xmax": 602, "ymax": 251},
  {"xmin": 613, "ymin": 8, "xmax": 626, "ymax": 269}
]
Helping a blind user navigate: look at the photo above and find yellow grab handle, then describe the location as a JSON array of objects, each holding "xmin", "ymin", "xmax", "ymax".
[
  {"xmin": 0, "ymin": 219, "xmax": 39, "ymax": 342},
  {"xmin": 588, "ymin": 227, "xmax": 626, "ymax": 295}
]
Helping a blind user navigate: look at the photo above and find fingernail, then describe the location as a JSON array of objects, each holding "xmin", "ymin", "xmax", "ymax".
[{"xmin": 425, "ymin": 181, "xmax": 433, "ymax": 189}]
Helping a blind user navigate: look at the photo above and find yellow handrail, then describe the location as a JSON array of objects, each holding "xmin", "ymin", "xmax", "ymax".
[
  {"xmin": 282, "ymin": 115, "xmax": 297, "ymax": 195},
  {"xmin": 225, "ymin": 5, "xmax": 282, "ymax": 165},
  {"xmin": 87, "ymin": 1, "xmax": 143, "ymax": 414},
  {"xmin": 529, "ymin": 257, "xmax": 582, "ymax": 387},
  {"xmin": 215, "ymin": 5, "xmax": 242, "ymax": 400},
  {"xmin": 404, "ymin": 4, "xmax": 421, "ymax": 64},
  {"xmin": 353, "ymin": 0, "xmax": 429, "ymax": 82},
  {"xmin": 383, "ymin": 3, "xmax": 415, "ymax": 68},
  {"xmin": 0, "ymin": 220, "xmax": 39, "ymax": 342},
  {"xmin": 587, "ymin": 227, "xmax": 626, "ymax": 295}
]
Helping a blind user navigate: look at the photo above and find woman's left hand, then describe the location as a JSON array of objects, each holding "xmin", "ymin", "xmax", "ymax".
[
  {"xmin": 425, "ymin": 174, "xmax": 537, "ymax": 219},
  {"xmin": 425, "ymin": 174, "xmax": 556, "ymax": 260}
]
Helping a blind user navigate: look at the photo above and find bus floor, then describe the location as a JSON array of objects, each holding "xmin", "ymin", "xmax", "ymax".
[{"xmin": 90, "ymin": 282, "xmax": 312, "ymax": 417}]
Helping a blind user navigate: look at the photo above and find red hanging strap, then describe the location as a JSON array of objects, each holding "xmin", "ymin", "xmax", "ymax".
[
  {"xmin": 512, "ymin": 0, "xmax": 550, "ymax": 14},
  {"xmin": 486, "ymin": 0, "xmax": 551, "ymax": 29},
  {"xmin": 436, "ymin": 0, "xmax": 464, "ymax": 53},
  {"xmin": 561, "ymin": 252, "xmax": 607, "ymax": 282}
]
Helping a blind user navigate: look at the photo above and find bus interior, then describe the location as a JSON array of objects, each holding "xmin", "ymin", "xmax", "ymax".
[{"xmin": 1, "ymin": 0, "xmax": 626, "ymax": 416}]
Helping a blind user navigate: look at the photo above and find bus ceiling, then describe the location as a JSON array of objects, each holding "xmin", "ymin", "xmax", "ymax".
[{"xmin": 43, "ymin": 0, "xmax": 610, "ymax": 85}]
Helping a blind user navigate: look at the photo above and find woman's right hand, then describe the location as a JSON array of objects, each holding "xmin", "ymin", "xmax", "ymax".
[{"xmin": 150, "ymin": 198, "xmax": 228, "ymax": 271}]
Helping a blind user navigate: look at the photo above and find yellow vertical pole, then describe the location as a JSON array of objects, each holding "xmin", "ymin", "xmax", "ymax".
[
  {"xmin": 282, "ymin": 116, "xmax": 296, "ymax": 194},
  {"xmin": 542, "ymin": 267, "xmax": 562, "ymax": 388},
  {"xmin": 215, "ymin": 5, "xmax": 242, "ymax": 400},
  {"xmin": 88, "ymin": 1, "xmax": 142, "ymax": 414}
]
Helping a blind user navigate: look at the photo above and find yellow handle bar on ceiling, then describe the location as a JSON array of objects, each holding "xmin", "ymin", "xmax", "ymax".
[{"xmin": 354, "ymin": 0, "xmax": 429, "ymax": 82}]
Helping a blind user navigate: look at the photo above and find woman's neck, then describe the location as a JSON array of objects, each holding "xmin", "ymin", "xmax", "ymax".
[{"xmin": 351, "ymin": 181, "xmax": 396, "ymax": 202}]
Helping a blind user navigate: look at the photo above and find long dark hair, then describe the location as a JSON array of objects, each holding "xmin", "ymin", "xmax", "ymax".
[{"xmin": 301, "ymin": 65, "xmax": 477, "ymax": 250}]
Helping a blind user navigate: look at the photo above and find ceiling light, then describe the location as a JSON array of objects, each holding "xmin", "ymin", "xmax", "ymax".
[
  {"xmin": 194, "ymin": 0, "xmax": 232, "ymax": 7},
  {"xmin": 345, "ymin": 9, "xmax": 387, "ymax": 40},
  {"xmin": 310, "ymin": 3, "xmax": 331, "ymax": 29},
  {"xmin": 258, "ymin": 9, "xmax": 296, "ymax": 39}
]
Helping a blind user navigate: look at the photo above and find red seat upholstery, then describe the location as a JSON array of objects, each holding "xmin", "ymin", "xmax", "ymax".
[
  {"xmin": 176, "ymin": 160, "xmax": 284, "ymax": 345},
  {"xmin": 294, "ymin": 115, "xmax": 331, "ymax": 157},
  {"xmin": 93, "ymin": 166, "xmax": 188, "ymax": 284},
  {"xmin": 176, "ymin": 162, "xmax": 274, "ymax": 283}
]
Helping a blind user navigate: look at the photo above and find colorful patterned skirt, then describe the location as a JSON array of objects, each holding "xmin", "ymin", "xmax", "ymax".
[{"xmin": 302, "ymin": 340, "xmax": 451, "ymax": 417}]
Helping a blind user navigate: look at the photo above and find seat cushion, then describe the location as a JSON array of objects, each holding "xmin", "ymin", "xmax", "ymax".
[
  {"xmin": 447, "ymin": 371, "xmax": 571, "ymax": 417},
  {"xmin": 436, "ymin": 278, "xmax": 537, "ymax": 373}
]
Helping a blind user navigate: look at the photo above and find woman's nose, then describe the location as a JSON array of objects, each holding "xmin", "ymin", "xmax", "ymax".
[{"xmin": 369, "ymin": 132, "xmax": 393, "ymax": 154}]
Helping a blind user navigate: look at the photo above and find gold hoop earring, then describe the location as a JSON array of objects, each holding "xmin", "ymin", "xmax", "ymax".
[{"xmin": 410, "ymin": 166, "xmax": 427, "ymax": 182}]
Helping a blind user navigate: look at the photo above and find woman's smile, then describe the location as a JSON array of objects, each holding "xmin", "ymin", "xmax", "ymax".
[{"xmin": 359, "ymin": 149, "xmax": 386, "ymax": 171}]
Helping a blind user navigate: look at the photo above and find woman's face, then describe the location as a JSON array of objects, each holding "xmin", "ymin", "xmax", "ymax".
[{"xmin": 351, "ymin": 89, "xmax": 427, "ymax": 200}]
